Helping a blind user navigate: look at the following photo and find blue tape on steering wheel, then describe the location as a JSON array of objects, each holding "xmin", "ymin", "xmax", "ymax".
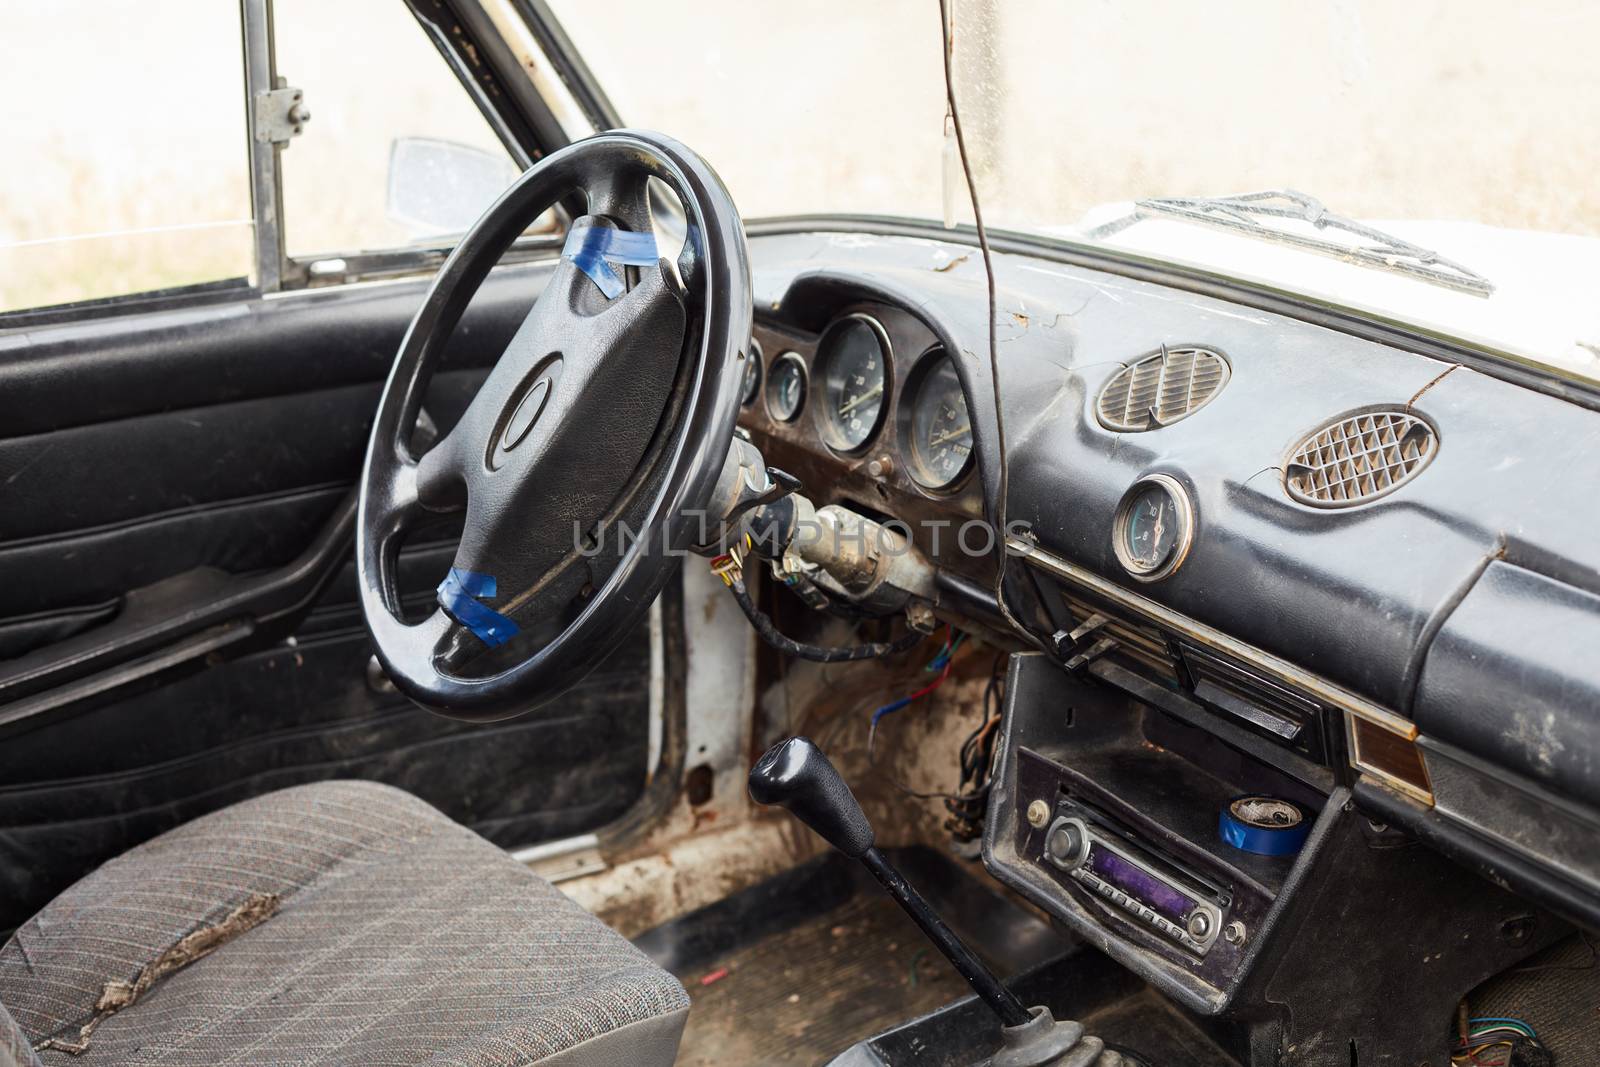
[
  {"xmin": 437, "ymin": 568, "xmax": 520, "ymax": 648},
  {"xmin": 1217, "ymin": 795, "xmax": 1311, "ymax": 856},
  {"xmin": 563, "ymin": 225, "xmax": 659, "ymax": 299}
]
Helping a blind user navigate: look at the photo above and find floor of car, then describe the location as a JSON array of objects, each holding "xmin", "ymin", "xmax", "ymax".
[
  {"xmin": 631, "ymin": 846, "xmax": 1236, "ymax": 1067},
  {"xmin": 631, "ymin": 847, "xmax": 1061, "ymax": 1066},
  {"xmin": 672, "ymin": 889, "xmax": 973, "ymax": 1065}
]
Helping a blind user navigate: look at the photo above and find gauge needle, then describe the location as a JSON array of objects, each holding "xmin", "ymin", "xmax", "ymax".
[
  {"xmin": 929, "ymin": 423, "xmax": 970, "ymax": 447},
  {"xmin": 1152, "ymin": 503, "xmax": 1166, "ymax": 551},
  {"xmin": 837, "ymin": 384, "xmax": 882, "ymax": 417}
]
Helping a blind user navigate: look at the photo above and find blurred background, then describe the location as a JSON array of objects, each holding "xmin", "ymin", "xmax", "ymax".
[{"xmin": 4, "ymin": 0, "xmax": 1598, "ymax": 311}]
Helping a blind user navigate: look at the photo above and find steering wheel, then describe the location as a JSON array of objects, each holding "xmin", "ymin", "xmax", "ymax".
[{"xmin": 357, "ymin": 131, "xmax": 750, "ymax": 721}]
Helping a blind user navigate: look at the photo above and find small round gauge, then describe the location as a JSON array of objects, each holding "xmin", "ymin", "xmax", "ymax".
[
  {"xmin": 815, "ymin": 314, "xmax": 891, "ymax": 452},
  {"xmin": 765, "ymin": 352, "xmax": 807, "ymax": 422},
  {"xmin": 1112, "ymin": 475, "xmax": 1194, "ymax": 582},
  {"xmin": 902, "ymin": 348, "xmax": 973, "ymax": 490},
  {"xmin": 740, "ymin": 340, "xmax": 763, "ymax": 406}
]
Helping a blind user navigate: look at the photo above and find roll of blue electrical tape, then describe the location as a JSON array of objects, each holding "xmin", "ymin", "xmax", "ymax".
[{"xmin": 1218, "ymin": 795, "xmax": 1311, "ymax": 856}]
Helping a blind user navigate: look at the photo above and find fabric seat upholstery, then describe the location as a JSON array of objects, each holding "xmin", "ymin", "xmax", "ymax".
[{"xmin": 0, "ymin": 781, "xmax": 688, "ymax": 1066}]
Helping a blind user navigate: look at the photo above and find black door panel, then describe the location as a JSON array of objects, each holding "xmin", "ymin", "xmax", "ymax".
[
  {"xmin": 0, "ymin": 267, "xmax": 545, "ymax": 437},
  {"xmin": 0, "ymin": 257, "xmax": 657, "ymax": 935},
  {"xmin": 0, "ymin": 265, "xmax": 547, "ymax": 657}
]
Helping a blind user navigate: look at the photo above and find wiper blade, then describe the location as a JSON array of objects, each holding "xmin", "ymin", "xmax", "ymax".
[{"xmin": 1092, "ymin": 189, "xmax": 1495, "ymax": 297}]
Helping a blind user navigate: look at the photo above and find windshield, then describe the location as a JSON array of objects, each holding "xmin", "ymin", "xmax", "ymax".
[{"xmin": 547, "ymin": 1, "xmax": 1600, "ymax": 385}]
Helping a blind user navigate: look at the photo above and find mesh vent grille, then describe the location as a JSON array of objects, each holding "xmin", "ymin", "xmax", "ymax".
[
  {"xmin": 1285, "ymin": 409, "xmax": 1437, "ymax": 507},
  {"xmin": 1096, "ymin": 346, "xmax": 1230, "ymax": 432}
]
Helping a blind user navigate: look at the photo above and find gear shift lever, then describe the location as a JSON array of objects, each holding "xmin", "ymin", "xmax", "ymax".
[{"xmin": 750, "ymin": 737, "xmax": 1133, "ymax": 1067}]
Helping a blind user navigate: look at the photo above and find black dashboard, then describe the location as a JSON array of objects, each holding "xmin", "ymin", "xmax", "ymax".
[{"xmin": 737, "ymin": 224, "xmax": 1600, "ymax": 1023}]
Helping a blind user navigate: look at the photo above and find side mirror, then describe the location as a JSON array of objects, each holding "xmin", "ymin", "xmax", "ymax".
[{"xmin": 385, "ymin": 137, "xmax": 521, "ymax": 238}]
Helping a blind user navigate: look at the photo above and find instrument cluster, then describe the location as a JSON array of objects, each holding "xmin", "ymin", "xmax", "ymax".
[{"xmin": 742, "ymin": 304, "xmax": 976, "ymax": 500}]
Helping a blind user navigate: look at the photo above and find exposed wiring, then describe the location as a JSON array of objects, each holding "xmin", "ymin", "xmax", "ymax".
[
  {"xmin": 925, "ymin": 631, "xmax": 966, "ymax": 672},
  {"xmin": 871, "ymin": 629, "xmax": 957, "ymax": 728},
  {"xmin": 866, "ymin": 629, "xmax": 966, "ymax": 801},
  {"xmin": 1449, "ymin": 1014, "xmax": 1547, "ymax": 1067},
  {"xmin": 944, "ymin": 653, "xmax": 1006, "ymax": 840},
  {"xmin": 938, "ymin": 0, "xmax": 1037, "ymax": 651},
  {"xmin": 864, "ymin": 635, "xmax": 1009, "ymax": 825},
  {"xmin": 1468, "ymin": 1018, "xmax": 1537, "ymax": 1039},
  {"xmin": 724, "ymin": 573, "xmax": 929, "ymax": 663}
]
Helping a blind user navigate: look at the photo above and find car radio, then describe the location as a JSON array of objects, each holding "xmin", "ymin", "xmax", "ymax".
[{"xmin": 1038, "ymin": 810, "xmax": 1228, "ymax": 955}]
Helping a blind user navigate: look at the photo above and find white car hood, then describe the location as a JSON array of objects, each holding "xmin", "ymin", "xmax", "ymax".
[{"xmin": 1065, "ymin": 205, "xmax": 1600, "ymax": 384}]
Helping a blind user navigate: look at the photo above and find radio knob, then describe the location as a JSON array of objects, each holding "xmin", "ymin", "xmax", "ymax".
[
  {"xmin": 1186, "ymin": 911, "xmax": 1213, "ymax": 940},
  {"xmin": 1044, "ymin": 822, "xmax": 1083, "ymax": 867}
]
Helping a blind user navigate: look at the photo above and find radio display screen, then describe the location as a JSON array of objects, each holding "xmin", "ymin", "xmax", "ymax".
[{"xmin": 1088, "ymin": 843, "xmax": 1196, "ymax": 922}]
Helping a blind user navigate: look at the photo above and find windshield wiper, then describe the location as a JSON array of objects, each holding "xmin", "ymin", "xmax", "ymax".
[{"xmin": 1090, "ymin": 189, "xmax": 1495, "ymax": 297}]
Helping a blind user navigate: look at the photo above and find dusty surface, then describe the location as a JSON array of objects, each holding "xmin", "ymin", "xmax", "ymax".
[
  {"xmin": 562, "ymin": 818, "xmax": 827, "ymax": 941},
  {"xmin": 672, "ymin": 891, "xmax": 971, "ymax": 1067}
]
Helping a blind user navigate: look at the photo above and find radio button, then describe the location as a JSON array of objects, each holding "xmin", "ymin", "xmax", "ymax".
[
  {"xmin": 1044, "ymin": 822, "xmax": 1084, "ymax": 868},
  {"xmin": 1186, "ymin": 911, "xmax": 1214, "ymax": 940}
]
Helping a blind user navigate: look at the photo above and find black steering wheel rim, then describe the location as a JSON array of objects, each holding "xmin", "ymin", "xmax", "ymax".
[{"xmin": 357, "ymin": 130, "xmax": 749, "ymax": 721}]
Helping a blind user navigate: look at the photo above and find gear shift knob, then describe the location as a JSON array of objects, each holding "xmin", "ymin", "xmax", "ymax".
[{"xmin": 748, "ymin": 736, "xmax": 875, "ymax": 858}]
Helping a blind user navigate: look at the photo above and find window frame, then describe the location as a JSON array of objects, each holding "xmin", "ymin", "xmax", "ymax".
[
  {"xmin": 0, "ymin": 0, "xmax": 583, "ymax": 329},
  {"xmin": 259, "ymin": 0, "xmax": 586, "ymax": 292}
]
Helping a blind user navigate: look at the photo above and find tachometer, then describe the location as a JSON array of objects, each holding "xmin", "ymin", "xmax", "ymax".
[
  {"xmin": 904, "ymin": 349, "xmax": 973, "ymax": 490},
  {"xmin": 766, "ymin": 351, "xmax": 807, "ymax": 422},
  {"xmin": 1112, "ymin": 475, "xmax": 1194, "ymax": 582},
  {"xmin": 815, "ymin": 314, "xmax": 890, "ymax": 452}
]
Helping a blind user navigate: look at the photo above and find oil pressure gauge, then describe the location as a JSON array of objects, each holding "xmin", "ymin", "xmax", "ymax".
[{"xmin": 1112, "ymin": 474, "xmax": 1194, "ymax": 582}]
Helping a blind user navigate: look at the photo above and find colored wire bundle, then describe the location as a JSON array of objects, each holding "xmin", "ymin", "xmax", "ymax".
[
  {"xmin": 871, "ymin": 627, "xmax": 958, "ymax": 730},
  {"xmin": 865, "ymin": 632, "xmax": 1008, "ymax": 833},
  {"xmin": 1451, "ymin": 1016, "xmax": 1548, "ymax": 1067},
  {"xmin": 924, "ymin": 630, "xmax": 965, "ymax": 673},
  {"xmin": 865, "ymin": 627, "xmax": 968, "ymax": 801},
  {"xmin": 943, "ymin": 654, "xmax": 1007, "ymax": 841}
]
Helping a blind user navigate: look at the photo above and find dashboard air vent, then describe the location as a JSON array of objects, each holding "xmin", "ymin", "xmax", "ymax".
[
  {"xmin": 1096, "ymin": 345, "xmax": 1230, "ymax": 432},
  {"xmin": 1285, "ymin": 408, "xmax": 1436, "ymax": 507}
]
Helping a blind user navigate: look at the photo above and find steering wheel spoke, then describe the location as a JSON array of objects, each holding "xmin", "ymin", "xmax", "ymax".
[
  {"xmin": 584, "ymin": 168, "xmax": 654, "ymax": 233},
  {"xmin": 414, "ymin": 432, "xmax": 467, "ymax": 512}
]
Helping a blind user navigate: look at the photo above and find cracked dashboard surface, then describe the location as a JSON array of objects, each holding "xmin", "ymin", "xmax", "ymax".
[{"xmin": 741, "ymin": 225, "xmax": 1600, "ymax": 941}]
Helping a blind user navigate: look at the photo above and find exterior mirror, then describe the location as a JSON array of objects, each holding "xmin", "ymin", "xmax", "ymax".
[{"xmin": 386, "ymin": 137, "xmax": 520, "ymax": 238}]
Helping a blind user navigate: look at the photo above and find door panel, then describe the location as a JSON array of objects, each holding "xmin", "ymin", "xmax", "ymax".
[{"xmin": 0, "ymin": 261, "xmax": 658, "ymax": 935}]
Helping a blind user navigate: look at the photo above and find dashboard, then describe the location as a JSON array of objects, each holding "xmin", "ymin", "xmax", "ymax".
[{"xmin": 739, "ymin": 224, "xmax": 1600, "ymax": 1026}]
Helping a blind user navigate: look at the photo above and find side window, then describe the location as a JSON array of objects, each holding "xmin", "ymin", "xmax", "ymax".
[
  {"xmin": 274, "ymin": 0, "xmax": 530, "ymax": 264},
  {"xmin": 0, "ymin": 3, "xmax": 254, "ymax": 314}
]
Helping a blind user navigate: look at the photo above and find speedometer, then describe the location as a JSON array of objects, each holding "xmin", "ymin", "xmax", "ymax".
[
  {"xmin": 903, "ymin": 349, "xmax": 973, "ymax": 490},
  {"xmin": 815, "ymin": 314, "xmax": 890, "ymax": 452}
]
